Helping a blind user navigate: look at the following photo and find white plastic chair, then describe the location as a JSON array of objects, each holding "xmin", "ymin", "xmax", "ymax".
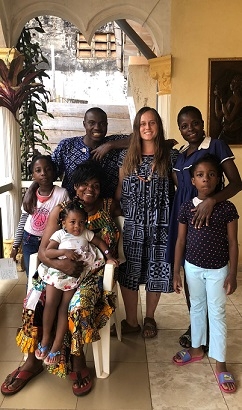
[
  {"xmin": 27, "ymin": 215, "xmax": 124, "ymax": 379},
  {"xmin": 91, "ymin": 216, "xmax": 124, "ymax": 378}
]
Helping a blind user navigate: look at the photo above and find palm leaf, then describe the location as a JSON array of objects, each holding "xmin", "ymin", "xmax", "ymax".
[{"xmin": 0, "ymin": 55, "xmax": 48, "ymax": 118}]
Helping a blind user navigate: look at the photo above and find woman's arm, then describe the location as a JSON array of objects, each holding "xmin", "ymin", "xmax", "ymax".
[
  {"xmin": 172, "ymin": 170, "xmax": 178, "ymax": 187},
  {"xmin": 91, "ymin": 235, "xmax": 118, "ymax": 265},
  {"xmin": 193, "ymin": 159, "xmax": 242, "ymax": 228},
  {"xmin": 38, "ymin": 205, "xmax": 83, "ymax": 277}
]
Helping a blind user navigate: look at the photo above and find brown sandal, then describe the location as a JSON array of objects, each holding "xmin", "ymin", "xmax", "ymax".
[
  {"xmin": 69, "ymin": 368, "xmax": 92, "ymax": 396},
  {"xmin": 142, "ymin": 317, "xmax": 157, "ymax": 338},
  {"xmin": 1, "ymin": 366, "xmax": 44, "ymax": 396},
  {"xmin": 110, "ymin": 319, "xmax": 141, "ymax": 337}
]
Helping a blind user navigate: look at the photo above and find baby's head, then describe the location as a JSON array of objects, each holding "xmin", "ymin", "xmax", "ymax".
[{"xmin": 59, "ymin": 199, "xmax": 88, "ymax": 236}]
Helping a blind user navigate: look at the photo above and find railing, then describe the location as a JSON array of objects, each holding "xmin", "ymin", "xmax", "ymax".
[{"xmin": 0, "ymin": 182, "xmax": 13, "ymax": 194}]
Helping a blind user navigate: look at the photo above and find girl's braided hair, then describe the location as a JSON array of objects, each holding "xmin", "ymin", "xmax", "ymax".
[{"xmin": 58, "ymin": 197, "xmax": 88, "ymax": 227}]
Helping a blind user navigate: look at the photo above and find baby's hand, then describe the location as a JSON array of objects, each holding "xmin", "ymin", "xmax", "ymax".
[{"xmin": 64, "ymin": 249, "xmax": 79, "ymax": 261}]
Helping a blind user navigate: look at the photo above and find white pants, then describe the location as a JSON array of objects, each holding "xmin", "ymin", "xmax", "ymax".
[{"xmin": 185, "ymin": 260, "xmax": 228, "ymax": 362}]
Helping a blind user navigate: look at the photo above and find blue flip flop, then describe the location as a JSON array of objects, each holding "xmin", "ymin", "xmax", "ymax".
[
  {"xmin": 44, "ymin": 350, "xmax": 61, "ymax": 365},
  {"xmin": 35, "ymin": 343, "xmax": 49, "ymax": 360}
]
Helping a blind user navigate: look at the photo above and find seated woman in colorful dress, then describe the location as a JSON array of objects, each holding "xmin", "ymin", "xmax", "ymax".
[{"xmin": 1, "ymin": 160, "xmax": 121, "ymax": 397}]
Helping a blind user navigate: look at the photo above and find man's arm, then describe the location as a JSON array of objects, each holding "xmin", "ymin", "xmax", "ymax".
[
  {"xmin": 91, "ymin": 134, "xmax": 131, "ymax": 160},
  {"xmin": 51, "ymin": 140, "xmax": 66, "ymax": 180},
  {"xmin": 115, "ymin": 167, "xmax": 125, "ymax": 202}
]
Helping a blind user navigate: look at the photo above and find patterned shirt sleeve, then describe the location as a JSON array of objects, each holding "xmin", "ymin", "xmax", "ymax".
[
  {"xmin": 13, "ymin": 212, "xmax": 29, "ymax": 248},
  {"xmin": 51, "ymin": 139, "xmax": 67, "ymax": 178}
]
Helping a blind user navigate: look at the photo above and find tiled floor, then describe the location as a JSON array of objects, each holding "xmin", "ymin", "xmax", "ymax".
[{"xmin": 0, "ymin": 267, "xmax": 242, "ymax": 409}]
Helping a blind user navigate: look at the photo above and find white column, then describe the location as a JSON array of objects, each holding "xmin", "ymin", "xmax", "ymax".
[
  {"xmin": 148, "ymin": 55, "xmax": 172, "ymax": 139},
  {"xmin": 158, "ymin": 94, "xmax": 171, "ymax": 139},
  {"xmin": 0, "ymin": 107, "xmax": 22, "ymax": 239}
]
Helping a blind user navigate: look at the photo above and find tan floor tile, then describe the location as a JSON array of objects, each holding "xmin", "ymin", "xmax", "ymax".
[
  {"xmin": 0, "ymin": 328, "xmax": 23, "ymax": 362},
  {"xmin": 1, "ymin": 262, "xmax": 241, "ymax": 409},
  {"xmin": 145, "ymin": 304, "xmax": 190, "ymax": 330},
  {"xmin": 149, "ymin": 362, "xmax": 228, "ymax": 410},
  {"xmin": 226, "ymin": 305, "xmax": 242, "ymax": 329},
  {"xmin": 0, "ymin": 294, "xmax": 6, "ymax": 306},
  {"xmin": 0, "ymin": 304, "xmax": 23, "ymax": 328},
  {"xmin": 76, "ymin": 362, "xmax": 152, "ymax": 410},
  {"xmin": 0, "ymin": 280, "xmax": 18, "ymax": 297},
  {"xmin": 227, "ymin": 330, "xmax": 242, "ymax": 363},
  {"xmin": 235, "ymin": 305, "xmax": 242, "ymax": 315},
  {"xmin": 17, "ymin": 273, "xmax": 28, "ymax": 286},
  {"xmin": 86, "ymin": 322, "xmax": 146, "ymax": 365},
  {"xmin": 229, "ymin": 285, "xmax": 242, "ymax": 306},
  {"xmin": 0, "ymin": 366, "xmax": 77, "ymax": 409},
  {"xmin": 145, "ymin": 329, "xmax": 209, "ymax": 364},
  {"xmin": 5, "ymin": 285, "xmax": 26, "ymax": 304},
  {"xmin": 85, "ymin": 333, "xmax": 146, "ymax": 367},
  {"xmin": 0, "ymin": 361, "xmax": 22, "ymax": 408},
  {"xmin": 110, "ymin": 333, "xmax": 146, "ymax": 363}
]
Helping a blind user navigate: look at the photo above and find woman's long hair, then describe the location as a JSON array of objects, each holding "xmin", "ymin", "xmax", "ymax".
[{"xmin": 122, "ymin": 107, "xmax": 170, "ymax": 177}]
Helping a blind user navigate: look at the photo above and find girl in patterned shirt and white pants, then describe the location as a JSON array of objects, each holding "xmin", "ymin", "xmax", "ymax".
[{"xmin": 172, "ymin": 154, "xmax": 238, "ymax": 394}]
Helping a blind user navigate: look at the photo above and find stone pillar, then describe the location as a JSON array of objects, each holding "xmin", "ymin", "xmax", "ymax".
[
  {"xmin": 149, "ymin": 55, "xmax": 172, "ymax": 138},
  {"xmin": 127, "ymin": 56, "xmax": 157, "ymax": 123},
  {"xmin": 0, "ymin": 107, "xmax": 22, "ymax": 238},
  {"xmin": 0, "ymin": 48, "xmax": 22, "ymax": 248}
]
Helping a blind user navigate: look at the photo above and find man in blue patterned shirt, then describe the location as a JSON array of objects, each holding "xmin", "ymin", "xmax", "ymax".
[{"xmin": 52, "ymin": 107, "xmax": 131, "ymax": 198}]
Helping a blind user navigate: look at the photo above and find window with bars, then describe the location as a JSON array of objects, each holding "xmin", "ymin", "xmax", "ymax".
[{"xmin": 76, "ymin": 32, "xmax": 116, "ymax": 59}]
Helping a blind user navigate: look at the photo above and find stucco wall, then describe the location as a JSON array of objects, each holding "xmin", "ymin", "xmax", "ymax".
[
  {"xmin": 170, "ymin": 0, "xmax": 242, "ymax": 262},
  {"xmin": 26, "ymin": 16, "xmax": 127, "ymax": 105}
]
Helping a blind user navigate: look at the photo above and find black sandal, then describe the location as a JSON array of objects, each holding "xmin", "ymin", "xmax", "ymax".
[
  {"xmin": 110, "ymin": 319, "xmax": 141, "ymax": 337},
  {"xmin": 179, "ymin": 325, "xmax": 191, "ymax": 348},
  {"xmin": 142, "ymin": 317, "xmax": 157, "ymax": 338}
]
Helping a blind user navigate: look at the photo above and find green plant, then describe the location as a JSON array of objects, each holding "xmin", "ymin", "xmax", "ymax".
[
  {"xmin": 16, "ymin": 18, "xmax": 54, "ymax": 179},
  {"xmin": 0, "ymin": 49, "xmax": 53, "ymax": 179},
  {"xmin": 0, "ymin": 52, "xmax": 48, "ymax": 119}
]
